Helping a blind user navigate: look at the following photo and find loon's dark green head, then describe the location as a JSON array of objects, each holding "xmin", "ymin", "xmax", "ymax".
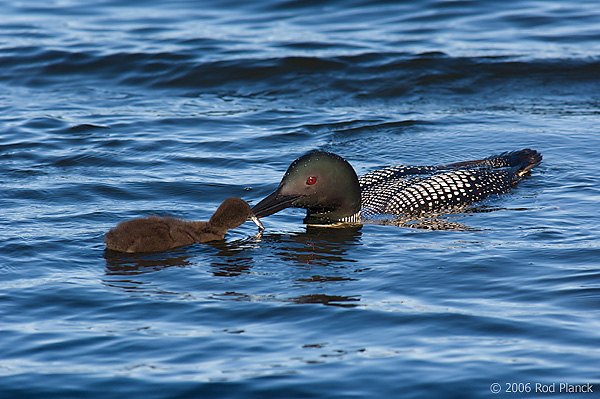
[{"xmin": 252, "ymin": 151, "xmax": 361, "ymax": 223}]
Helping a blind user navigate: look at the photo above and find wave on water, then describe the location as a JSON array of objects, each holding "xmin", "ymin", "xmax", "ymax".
[
  {"xmin": 3, "ymin": 48, "xmax": 600, "ymax": 103},
  {"xmin": 3, "ymin": 0, "xmax": 600, "ymax": 110}
]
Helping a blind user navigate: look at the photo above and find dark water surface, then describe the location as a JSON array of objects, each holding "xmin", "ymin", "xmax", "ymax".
[{"xmin": 2, "ymin": 1, "xmax": 599, "ymax": 398}]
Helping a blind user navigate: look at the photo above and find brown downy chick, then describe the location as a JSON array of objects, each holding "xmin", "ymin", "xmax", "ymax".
[{"xmin": 105, "ymin": 197, "xmax": 251, "ymax": 253}]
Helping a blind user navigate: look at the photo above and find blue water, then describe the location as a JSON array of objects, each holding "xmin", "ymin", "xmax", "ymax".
[{"xmin": 2, "ymin": 1, "xmax": 599, "ymax": 398}]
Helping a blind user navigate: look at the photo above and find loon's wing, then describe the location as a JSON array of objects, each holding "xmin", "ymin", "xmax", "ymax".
[
  {"xmin": 444, "ymin": 148, "xmax": 542, "ymax": 176},
  {"xmin": 359, "ymin": 149, "xmax": 542, "ymax": 218},
  {"xmin": 361, "ymin": 149, "xmax": 542, "ymax": 183},
  {"xmin": 359, "ymin": 165, "xmax": 437, "ymax": 189}
]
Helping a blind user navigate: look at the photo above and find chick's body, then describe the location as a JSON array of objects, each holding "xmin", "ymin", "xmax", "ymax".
[{"xmin": 105, "ymin": 197, "xmax": 251, "ymax": 253}]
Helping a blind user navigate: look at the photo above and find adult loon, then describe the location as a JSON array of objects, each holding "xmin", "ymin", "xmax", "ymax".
[{"xmin": 251, "ymin": 149, "xmax": 542, "ymax": 225}]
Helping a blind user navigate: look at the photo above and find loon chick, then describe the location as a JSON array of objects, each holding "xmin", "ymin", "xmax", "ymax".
[
  {"xmin": 251, "ymin": 149, "xmax": 542, "ymax": 225},
  {"xmin": 105, "ymin": 197, "xmax": 257, "ymax": 253}
]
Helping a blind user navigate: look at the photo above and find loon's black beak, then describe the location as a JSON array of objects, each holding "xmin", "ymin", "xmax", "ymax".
[{"xmin": 251, "ymin": 186, "xmax": 301, "ymax": 218}]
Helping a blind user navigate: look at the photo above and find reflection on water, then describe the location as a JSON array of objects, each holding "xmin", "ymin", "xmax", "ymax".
[
  {"xmin": 289, "ymin": 293, "xmax": 360, "ymax": 308},
  {"xmin": 103, "ymin": 225, "xmax": 364, "ymax": 306},
  {"xmin": 104, "ymin": 247, "xmax": 195, "ymax": 274},
  {"xmin": 104, "ymin": 225, "xmax": 363, "ymax": 273},
  {"xmin": 368, "ymin": 204, "xmax": 505, "ymax": 231},
  {"xmin": 103, "ymin": 247, "xmax": 196, "ymax": 293},
  {"xmin": 382, "ymin": 214, "xmax": 475, "ymax": 231},
  {"xmin": 265, "ymin": 225, "xmax": 363, "ymax": 267}
]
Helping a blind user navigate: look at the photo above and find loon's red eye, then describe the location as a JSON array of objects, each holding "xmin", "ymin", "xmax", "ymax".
[{"xmin": 306, "ymin": 176, "xmax": 317, "ymax": 185}]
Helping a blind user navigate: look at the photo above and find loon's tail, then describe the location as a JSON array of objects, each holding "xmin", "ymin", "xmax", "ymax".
[
  {"xmin": 446, "ymin": 148, "xmax": 542, "ymax": 177},
  {"xmin": 512, "ymin": 148, "xmax": 543, "ymax": 177}
]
